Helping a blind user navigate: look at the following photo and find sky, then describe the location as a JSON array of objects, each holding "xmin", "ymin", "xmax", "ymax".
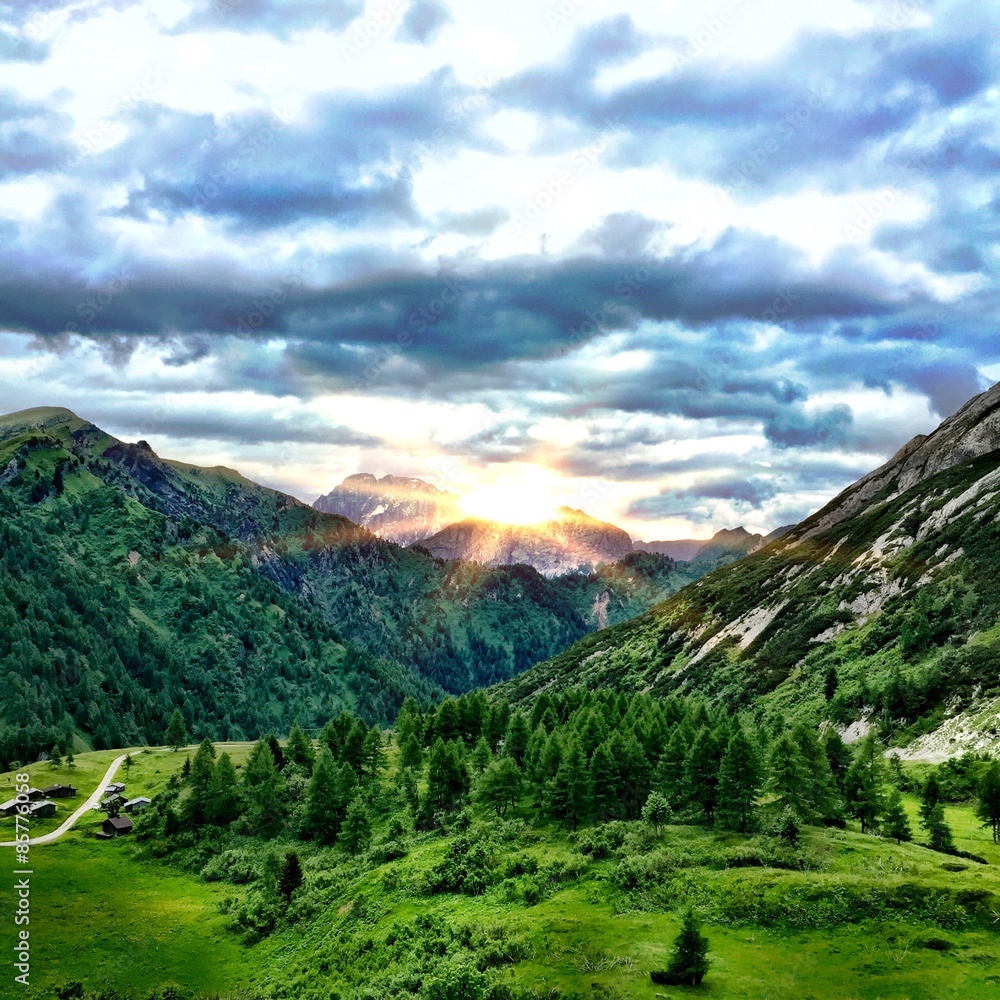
[{"xmin": 0, "ymin": 0, "xmax": 998, "ymax": 538}]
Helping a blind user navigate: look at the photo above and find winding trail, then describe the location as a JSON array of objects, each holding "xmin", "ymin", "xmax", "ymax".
[{"xmin": 0, "ymin": 750, "xmax": 155, "ymax": 848}]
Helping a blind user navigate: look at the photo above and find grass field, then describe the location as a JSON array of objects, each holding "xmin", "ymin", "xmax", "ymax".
[{"xmin": 2, "ymin": 749, "xmax": 1000, "ymax": 999}]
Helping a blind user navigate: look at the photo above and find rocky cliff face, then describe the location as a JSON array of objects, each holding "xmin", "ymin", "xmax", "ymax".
[
  {"xmin": 314, "ymin": 473, "xmax": 460, "ymax": 545},
  {"xmin": 416, "ymin": 507, "xmax": 634, "ymax": 577}
]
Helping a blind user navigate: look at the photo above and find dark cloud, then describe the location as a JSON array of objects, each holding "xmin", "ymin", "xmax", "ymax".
[
  {"xmin": 396, "ymin": 0, "xmax": 452, "ymax": 44},
  {"xmin": 764, "ymin": 404, "xmax": 853, "ymax": 449},
  {"xmin": 627, "ymin": 476, "xmax": 779, "ymax": 520},
  {"xmin": 174, "ymin": 0, "xmax": 362, "ymax": 37}
]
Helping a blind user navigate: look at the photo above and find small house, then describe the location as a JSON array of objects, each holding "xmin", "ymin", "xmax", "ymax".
[
  {"xmin": 28, "ymin": 800, "xmax": 56, "ymax": 819},
  {"xmin": 0, "ymin": 799, "xmax": 19, "ymax": 818},
  {"xmin": 102, "ymin": 816, "xmax": 133, "ymax": 837},
  {"xmin": 105, "ymin": 782, "xmax": 126, "ymax": 795},
  {"xmin": 24, "ymin": 788, "xmax": 45, "ymax": 802},
  {"xmin": 43, "ymin": 784, "xmax": 77, "ymax": 799},
  {"xmin": 122, "ymin": 797, "xmax": 151, "ymax": 814}
]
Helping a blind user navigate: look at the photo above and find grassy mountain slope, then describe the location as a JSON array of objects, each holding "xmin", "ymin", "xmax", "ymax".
[
  {"xmin": 503, "ymin": 383, "xmax": 1000, "ymax": 747},
  {"xmin": 0, "ymin": 408, "xmax": 696, "ymax": 763}
]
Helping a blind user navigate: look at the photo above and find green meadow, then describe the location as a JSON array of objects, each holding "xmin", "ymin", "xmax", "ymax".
[{"xmin": 2, "ymin": 749, "xmax": 1000, "ymax": 999}]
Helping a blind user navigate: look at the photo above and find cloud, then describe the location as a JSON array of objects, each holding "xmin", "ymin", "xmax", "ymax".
[
  {"xmin": 396, "ymin": 0, "xmax": 452, "ymax": 44},
  {"xmin": 175, "ymin": 0, "xmax": 362, "ymax": 37}
]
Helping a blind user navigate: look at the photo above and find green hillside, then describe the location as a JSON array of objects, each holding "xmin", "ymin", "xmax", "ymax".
[
  {"xmin": 7, "ymin": 693, "xmax": 1000, "ymax": 1000},
  {"xmin": 0, "ymin": 408, "xmax": 695, "ymax": 766},
  {"xmin": 502, "ymin": 384, "xmax": 1000, "ymax": 754}
]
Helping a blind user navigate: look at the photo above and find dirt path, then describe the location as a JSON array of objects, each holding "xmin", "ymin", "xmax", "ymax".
[{"xmin": 0, "ymin": 749, "xmax": 167, "ymax": 847}]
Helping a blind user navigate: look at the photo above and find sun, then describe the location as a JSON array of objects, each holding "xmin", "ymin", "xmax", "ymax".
[{"xmin": 459, "ymin": 481, "xmax": 562, "ymax": 526}]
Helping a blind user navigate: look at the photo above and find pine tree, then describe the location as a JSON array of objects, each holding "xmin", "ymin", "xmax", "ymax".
[
  {"xmin": 305, "ymin": 747, "xmax": 342, "ymax": 843},
  {"xmin": 360, "ymin": 726, "xmax": 386, "ymax": 785},
  {"xmin": 844, "ymin": 734, "xmax": 884, "ymax": 834},
  {"xmin": 882, "ymin": 787, "xmax": 912, "ymax": 844},
  {"xmin": 654, "ymin": 727, "xmax": 689, "ymax": 807},
  {"xmin": 277, "ymin": 850, "xmax": 303, "ymax": 900},
  {"xmin": 766, "ymin": 733, "xmax": 812, "ymax": 820},
  {"xmin": 341, "ymin": 796, "xmax": 371, "ymax": 855},
  {"xmin": 400, "ymin": 733, "xmax": 424, "ymax": 771},
  {"xmin": 285, "ymin": 724, "xmax": 315, "ymax": 772},
  {"xmin": 242, "ymin": 739, "xmax": 285, "ymax": 838},
  {"xmin": 165, "ymin": 709, "xmax": 188, "ymax": 750},
  {"xmin": 683, "ymin": 729, "xmax": 721, "ymax": 823},
  {"xmin": 919, "ymin": 773, "xmax": 941, "ymax": 826},
  {"xmin": 590, "ymin": 742, "xmax": 618, "ymax": 822},
  {"xmin": 471, "ymin": 736, "xmax": 492, "ymax": 774},
  {"xmin": 642, "ymin": 791, "xmax": 670, "ymax": 835},
  {"xmin": 265, "ymin": 734, "xmax": 286, "ymax": 770},
  {"xmin": 504, "ymin": 712, "xmax": 530, "ymax": 767},
  {"xmin": 475, "ymin": 756, "xmax": 522, "ymax": 817},
  {"xmin": 209, "ymin": 752, "xmax": 242, "ymax": 826},
  {"xmin": 793, "ymin": 724, "xmax": 841, "ymax": 823},
  {"xmin": 652, "ymin": 909, "xmax": 710, "ymax": 986},
  {"xmin": 976, "ymin": 760, "xmax": 1000, "ymax": 844},
  {"xmin": 551, "ymin": 739, "xmax": 589, "ymax": 829},
  {"xmin": 824, "ymin": 665, "xmax": 839, "ymax": 701},
  {"xmin": 185, "ymin": 738, "xmax": 217, "ymax": 824},
  {"xmin": 823, "ymin": 729, "xmax": 851, "ymax": 792},
  {"xmin": 923, "ymin": 801, "xmax": 954, "ymax": 852},
  {"xmin": 715, "ymin": 728, "xmax": 761, "ymax": 834}
]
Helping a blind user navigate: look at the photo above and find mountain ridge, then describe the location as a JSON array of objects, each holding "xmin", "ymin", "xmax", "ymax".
[{"xmin": 500, "ymin": 381, "xmax": 1000, "ymax": 756}]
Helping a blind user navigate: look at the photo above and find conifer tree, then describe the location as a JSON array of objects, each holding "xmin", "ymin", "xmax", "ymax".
[
  {"xmin": 341, "ymin": 796, "xmax": 371, "ymax": 855},
  {"xmin": 683, "ymin": 728, "xmax": 721, "ymax": 822},
  {"xmin": 551, "ymin": 739, "xmax": 589, "ymax": 830},
  {"xmin": 242, "ymin": 739, "xmax": 284, "ymax": 838},
  {"xmin": 361, "ymin": 726, "xmax": 386, "ymax": 785},
  {"xmin": 715, "ymin": 728, "xmax": 761, "ymax": 834},
  {"xmin": 652, "ymin": 909, "xmax": 709, "ymax": 986},
  {"xmin": 265, "ymin": 734, "xmax": 285, "ymax": 770},
  {"xmin": 882, "ymin": 787, "xmax": 912, "ymax": 844},
  {"xmin": 471, "ymin": 736, "xmax": 492, "ymax": 774},
  {"xmin": 844, "ymin": 734, "xmax": 884, "ymax": 834},
  {"xmin": 655, "ymin": 727, "xmax": 689, "ymax": 807},
  {"xmin": 305, "ymin": 746, "xmax": 342, "ymax": 843},
  {"xmin": 165, "ymin": 708, "xmax": 188, "ymax": 750},
  {"xmin": 793, "ymin": 724, "xmax": 841, "ymax": 823},
  {"xmin": 277, "ymin": 850, "xmax": 303, "ymax": 900},
  {"xmin": 823, "ymin": 729, "xmax": 852, "ymax": 792},
  {"xmin": 590, "ymin": 742, "xmax": 618, "ymax": 822},
  {"xmin": 766, "ymin": 733, "xmax": 813, "ymax": 821},
  {"xmin": 976, "ymin": 760, "xmax": 1000, "ymax": 844},
  {"xmin": 185, "ymin": 738, "xmax": 217, "ymax": 824},
  {"xmin": 923, "ymin": 800, "xmax": 954, "ymax": 852},
  {"xmin": 285, "ymin": 723, "xmax": 315, "ymax": 772},
  {"xmin": 400, "ymin": 733, "xmax": 424, "ymax": 772},
  {"xmin": 475, "ymin": 756, "xmax": 522, "ymax": 817},
  {"xmin": 504, "ymin": 712, "xmax": 530, "ymax": 767},
  {"xmin": 642, "ymin": 791, "xmax": 670, "ymax": 835},
  {"xmin": 208, "ymin": 752, "xmax": 243, "ymax": 826}
]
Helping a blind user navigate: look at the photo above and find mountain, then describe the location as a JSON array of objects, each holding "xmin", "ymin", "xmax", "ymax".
[
  {"xmin": 414, "ymin": 506, "xmax": 633, "ymax": 577},
  {"xmin": 634, "ymin": 524, "xmax": 796, "ymax": 564},
  {"xmin": 502, "ymin": 382, "xmax": 1000, "ymax": 753},
  {"xmin": 314, "ymin": 473, "xmax": 459, "ymax": 545},
  {"xmin": 0, "ymin": 407, "xmax": 698, "ymax": 766},
  {"xmin": 634, "ymin": 537, "xmax": 710, "ymax": 560}
]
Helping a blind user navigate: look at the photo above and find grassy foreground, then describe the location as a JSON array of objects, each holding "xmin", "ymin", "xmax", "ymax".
[{"xmin": 1, "ymin": 748, "xmax": 1000, "ymax": 999}]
